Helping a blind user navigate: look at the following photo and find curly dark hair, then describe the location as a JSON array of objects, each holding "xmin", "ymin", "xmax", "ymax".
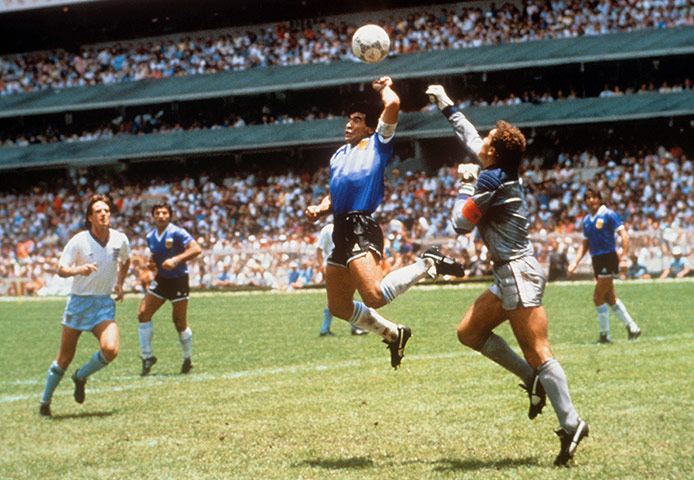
[
  {"xmin": 347, "ymin": 101, "xmax": 380, "ymax": 129},
  {"xmin": 490, "ymin": 120, "xmax": 526, "ymax": 171}
]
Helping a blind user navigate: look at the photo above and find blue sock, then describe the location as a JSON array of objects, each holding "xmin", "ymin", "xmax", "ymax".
[
  {"xmin": 41, "ymin": 361, "xmax": 65, "ymax": 404},
  {"xmin": 75, "ymin": 351, "xmax": 109, "ymax": 379},
  {"xmin": 320, "ymin": 307, "xmax": 332, "ymax": 334}
]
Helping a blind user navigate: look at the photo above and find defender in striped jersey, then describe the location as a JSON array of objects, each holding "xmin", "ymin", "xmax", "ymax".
[{"xmin": 427, "ymin": 84, "xmax": 588, "ymax": 466}]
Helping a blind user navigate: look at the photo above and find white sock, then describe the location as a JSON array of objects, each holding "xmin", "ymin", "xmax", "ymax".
[
  {"xmin": 380, "ymin": 258, "xmax": 432, "ymax": 303},
  {"xmin": 179, "ymin": 327, "xmax": 193, "ymax": 360},
  {"xmin": 138, "ymin": 321, "xmax": 154, "ymax": 358},
  {"xmin": 349, "ymin": 301, "xmax": 398, "ymax": 342},
  {"xmin": 611, "ymin": 299, "xmax": 638, "ymax": 332},
  {"xmin": 596, "ymin": 304, "xmax": 610, "ymax": 337}
]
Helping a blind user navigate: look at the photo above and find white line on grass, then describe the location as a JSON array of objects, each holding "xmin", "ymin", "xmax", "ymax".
[{"xmin": 3, "ymin": 332, "xmax": 693, "ymax": 404}]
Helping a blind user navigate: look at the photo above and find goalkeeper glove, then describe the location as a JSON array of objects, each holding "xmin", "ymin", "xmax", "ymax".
[
  {"xmin": 457, "ymin": 163, "xmax": 480, "ymax": 197},
  {"xmin": 426, "ymin": 85, "xmax": 454, "ymax": 111}
]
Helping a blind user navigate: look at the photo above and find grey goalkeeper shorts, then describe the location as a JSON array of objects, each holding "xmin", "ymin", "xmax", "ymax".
[{"xmin": 489, "ymin": 256, "xmax": 546, "ymax": 311}]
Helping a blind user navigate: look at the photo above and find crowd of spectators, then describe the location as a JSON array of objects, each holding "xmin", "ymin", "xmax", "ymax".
[
  {"xmin": 2, "ymin": 0, "xmax": 693, "ymax": 96},
  {"xmin": 2, "ymin": 77, "xmax": 691, "ymax": 148},
  {"xmin": 1, "ymin": 140, "xmax": 692, "ymax": 296}
]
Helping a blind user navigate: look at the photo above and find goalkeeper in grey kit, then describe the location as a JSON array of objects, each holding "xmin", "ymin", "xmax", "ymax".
[{"xmin": 426, "ymin": 85, "xmax": 589, "ymax": 466}]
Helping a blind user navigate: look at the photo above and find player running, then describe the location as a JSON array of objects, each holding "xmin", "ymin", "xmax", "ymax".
[
  {"xmin": 305, "ymin": 76, "xmax": 464, "ymax": 369},
  {"xmin": 427, "ymin": 84, "xmax": 588, "ymax": 466},
  {"xmin": 568, "ymin": 188, "xmax": 641, "ymax": 343},
  {"xmin": 137, "ymin": 202, "xmax": 201, "ymax": 375}
]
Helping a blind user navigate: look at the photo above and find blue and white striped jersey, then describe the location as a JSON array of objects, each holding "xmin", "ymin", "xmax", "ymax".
[
  {"xmin": 329, "ymin": 132, "xmax": 395, "ymax": 215},
  {"xmin": 146, "ymin": 223, "xmax": 194, "ymax": 278},
  {"xmin": 581, "ymin": 205, "xmax": 623, "ymax": 257}
]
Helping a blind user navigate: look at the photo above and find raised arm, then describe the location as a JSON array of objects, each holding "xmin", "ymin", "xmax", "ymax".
[
  {"xmin": 426, "ymin": 84, "xmax": 483, "ymax": 162},
  {"xmin": 373, "ymin": 76, "xmax": 399, "ymax": 130}
]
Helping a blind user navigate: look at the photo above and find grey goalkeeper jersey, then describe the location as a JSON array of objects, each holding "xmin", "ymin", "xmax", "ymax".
[{"xmin": 445, "ymin": 109, "xmax": 534, "ymax": 265}]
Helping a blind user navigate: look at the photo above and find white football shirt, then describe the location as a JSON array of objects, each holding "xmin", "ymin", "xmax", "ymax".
[
  {"xmin": 59, "ymin": 229, "xmax": 130, "ymax": 296},
  {"xmin": 317, "ymin": 223, "xmax": 334, "ymax": 266}
]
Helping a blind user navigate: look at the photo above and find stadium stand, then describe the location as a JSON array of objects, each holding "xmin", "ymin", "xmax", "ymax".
[
  {"xmin": 2, "ymin": 138, "xmax": 693, "ymax": 295},
  {"xmin": 1, "ymin": 1, "xmax": 693, "ymax": 296}
]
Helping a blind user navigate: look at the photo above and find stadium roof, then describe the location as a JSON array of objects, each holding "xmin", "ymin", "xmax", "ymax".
[
  {"xmin": 2, "ymin": 91, "xmax": 693, "ymax": 172},
  {"xmin": 1, "ymin": 26, "xmax": 693, "ymax": 118}
]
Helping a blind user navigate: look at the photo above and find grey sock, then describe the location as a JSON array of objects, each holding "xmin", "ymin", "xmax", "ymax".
[
  {"xmin": 477, "ymin": 333, "xmax": 533, "ymax": 385},
  {"xmin": 537, "ymin": 358, "xmax": 580, "ymax": 431}
]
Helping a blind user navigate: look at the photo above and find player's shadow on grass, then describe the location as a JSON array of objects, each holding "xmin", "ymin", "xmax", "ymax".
[
  {"xmin": 297, "ymin": 457, "xmax": 373, "ymax": 470},
  {"xmin": 50, "ymin": 410, "xmax": 115, "ymax": 421},
  {"xmin": 433, "ymin": 456, "xmax": 540, "ymax": 472}
]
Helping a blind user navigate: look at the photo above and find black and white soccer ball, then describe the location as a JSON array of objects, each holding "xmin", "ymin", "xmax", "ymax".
[{"xmin": 351, "ymin": 24, "xmax": 390, "ymax": 64}]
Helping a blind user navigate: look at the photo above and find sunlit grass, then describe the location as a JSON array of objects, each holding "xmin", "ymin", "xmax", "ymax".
[{"xmin": 1, "ymin": 280, "xmax": 692, "ymax": 479}]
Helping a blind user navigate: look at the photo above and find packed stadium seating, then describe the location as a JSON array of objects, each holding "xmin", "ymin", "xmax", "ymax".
[{"xmin": 1, "ymin": 0, "xmax": 693, "ymax": 296}]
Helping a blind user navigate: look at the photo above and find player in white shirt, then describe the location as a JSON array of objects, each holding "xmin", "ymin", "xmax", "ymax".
[{"xmin": 40, "ymin": 195, "xmax": 130, "ymax": 418}]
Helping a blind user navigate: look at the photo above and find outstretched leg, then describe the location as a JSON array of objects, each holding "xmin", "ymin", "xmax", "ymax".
[
  {"xmin": 326, "ymin": 259, "xmax": 411, "ymax": 368},
  {"xmin": 457, "ymin": 289, "xmax": 533, "ymax": 384}
]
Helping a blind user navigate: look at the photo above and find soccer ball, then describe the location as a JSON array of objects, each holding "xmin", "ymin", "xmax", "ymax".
[{"xmin": 351, "ymin": 24, "xmax": 390, "ymax": 64}]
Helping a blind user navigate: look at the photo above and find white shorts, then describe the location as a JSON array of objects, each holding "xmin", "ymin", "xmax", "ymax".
[
  {"xmin": 62, "ymin": 295, "xmax": 115, "ymax": 331},
  {"xmin": 489, "ymin": 256, "xmax": 546, "ymax": 311}
]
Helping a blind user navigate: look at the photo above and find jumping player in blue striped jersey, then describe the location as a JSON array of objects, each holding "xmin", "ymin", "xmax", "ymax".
[
  {"xmin": 568, "ymin": 188, "xmax": 641, "ymax": 343},
  {"xmin": 137, "ymin": 203, "xmax": 201, "ymax": 376},
  {"xmin": 305, "ymin": 76, "xmax": 464, "ymax": 369},
  {"xmin": 426, "ymin": 84, "xmax": 587, "ymax": 466}
]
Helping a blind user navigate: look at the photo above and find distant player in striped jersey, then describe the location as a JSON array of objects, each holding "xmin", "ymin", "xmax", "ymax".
[
  {"xmin": 568, "ymin": 188, "xmax": 641, "ymax": 343},
  {"xmin": 40, "ymin": 194, "xmax": 130, "ymax": 418},
  {"xmin": 427, "ymin": 84, "xmax": 587, "ymax": 466},
  {"xmin": 305, "ymin": 76, "xmax": 464, "ymax": 369},
  {"xmin": 137, "ymin": 203, "xmax": 201, "ymax": 376}
]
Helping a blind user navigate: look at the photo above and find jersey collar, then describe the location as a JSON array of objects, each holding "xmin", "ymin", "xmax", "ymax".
[
  {"xmin": 589, "ymin": 205, "xmax": 608, "ymax": 221},
  {"xmin": 89, "ymin": 228, "xmax": 110, "ymax": 248},
  {"xmin": 154, "ymin": 223, "xmax": 171, "ymax": 242}
]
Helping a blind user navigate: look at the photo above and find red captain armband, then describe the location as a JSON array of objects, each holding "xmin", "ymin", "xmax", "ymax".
[{"xmin": 462, "ymin": 198, "xmax": 482, "ymax": 224}]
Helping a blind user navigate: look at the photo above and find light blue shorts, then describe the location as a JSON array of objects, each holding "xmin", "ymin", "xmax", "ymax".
[{"xmin": 62, "ymin": 295, "xmax": 116, "ymax": 331}]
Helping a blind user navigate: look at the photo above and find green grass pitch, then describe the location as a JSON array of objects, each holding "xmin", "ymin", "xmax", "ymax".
[{"xmin": 1, "ymin": 280, "xmax": 693, "ymax": 479}]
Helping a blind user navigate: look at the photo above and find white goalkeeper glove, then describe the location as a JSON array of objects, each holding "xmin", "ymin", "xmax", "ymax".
[
  {"xmin": 426, "ymin": 85, "xmax": 454, "ymax": 111},
  {"xmin": 457, "ymin": 163, "xmax": 480, "ymax": 197}
]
